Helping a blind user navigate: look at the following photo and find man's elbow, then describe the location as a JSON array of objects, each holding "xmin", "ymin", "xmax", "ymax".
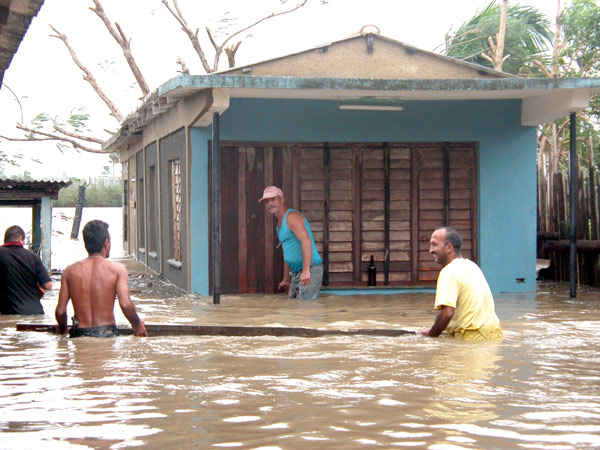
[
  {"xmin": 55, "ymin": 308, "xmax": 67, "ymax": 322},
  {"xmin": 42, "ymin": 281, "xmax": 53, "ymax": 290},
  {"xmin": 440, "ymin": 307, "xmax": 455, "ymax": 323}
]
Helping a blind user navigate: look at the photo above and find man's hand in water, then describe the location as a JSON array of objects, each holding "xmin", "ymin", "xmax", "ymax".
[
  {"xmin": 278, "ymin": 278, "xmax": 290, "ymax": 292},
  {"xmin": 133, "ymin": 320, "xmax": 149, "ymax": 337}
]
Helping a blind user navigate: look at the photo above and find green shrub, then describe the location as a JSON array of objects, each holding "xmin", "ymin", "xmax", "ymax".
[{"xmin": 55, "ymin": 180, "xmax": 123, "ymax": 207}]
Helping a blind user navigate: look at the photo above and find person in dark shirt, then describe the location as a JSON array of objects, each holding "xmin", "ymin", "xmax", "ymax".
[{"xmin": 0, "ymin": 225, "xmax": 53, "ymax": 315}]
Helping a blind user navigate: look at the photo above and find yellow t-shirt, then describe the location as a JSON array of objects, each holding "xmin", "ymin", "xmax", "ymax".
[{"xmin": 434, "ymin": 258, "xmax": 503, "ymax": 341}]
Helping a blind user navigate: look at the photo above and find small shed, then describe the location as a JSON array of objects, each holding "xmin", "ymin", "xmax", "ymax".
[
  {"xmin": 104, "ymin": 33, "xmax": 600, "ymax": 295},
  {"xmin": 0, "ymin": 178, "xmax": 71, "ymax": 268}
]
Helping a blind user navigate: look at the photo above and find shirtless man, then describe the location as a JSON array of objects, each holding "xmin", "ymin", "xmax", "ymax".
[{"xmin": 55, "ymin": 220, "xmax": 148, "ymax": 337}]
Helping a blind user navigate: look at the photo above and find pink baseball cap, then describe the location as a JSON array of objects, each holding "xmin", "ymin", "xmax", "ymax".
[{"xmin": 259, "ymin": 186, "xmax": 284, "ymax": 202}]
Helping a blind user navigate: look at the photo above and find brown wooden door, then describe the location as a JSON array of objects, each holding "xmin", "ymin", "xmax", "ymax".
[
  {"xmin": 215, "ymin": 142, "xmax": 477, "ymax": 293},
  {"xmin": 415, "ymin": 144, "xmax": 477, "ymax": 282},
  {"xmin": 218, "ymin": 145, "xmax": 291, "ymax": 294}
]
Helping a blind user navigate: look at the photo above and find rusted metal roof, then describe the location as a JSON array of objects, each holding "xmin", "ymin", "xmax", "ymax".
[
  {"xmin": 0, "ymin": 0, "xmax": 45, "ymax": 87},
  {"xmin": 0, "ymin": 178, "xmax": 71, "ymax": 202}
]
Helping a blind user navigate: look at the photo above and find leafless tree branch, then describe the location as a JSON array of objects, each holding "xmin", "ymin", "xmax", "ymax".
[
  {"xmin": 2, "ymin": 83, "xmax": 24, "ymax": 125},
  {"xmin": 163, "ymin": 0, "xmax": 309, "ymax": 72},
  {"xmin": 50, "ymin": 25, "xmax": 124, "ymax": 122},
  {"xmin": 225, "ymin": 41, "xmax": 242, "ymax": 68},
  {"xmin": 220, "ymin": 0, "xmax": 308, "ymax": 51},
  {"xmin": 3, "ymin": 125, "xmax": 109, "ymax": 153},
  {"xmin": 162, "ymin": 0, "xmax": 212, "ymax": 72},
  {"xmin": 90, "ymin": 0, "xmax": 150, "ymax": 97},
  {"xmin": 52, "ymin": 124, "xmax": 104, "ymax": 144}
]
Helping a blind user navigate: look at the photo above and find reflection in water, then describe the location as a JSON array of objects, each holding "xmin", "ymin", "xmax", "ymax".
[
  {"xmin": 1, "ymin": 282, "xmax": 600, "ymax": 448},
  {"xmin": 424, "ymin": 340, "xmax": 501, "ymax": 424}
]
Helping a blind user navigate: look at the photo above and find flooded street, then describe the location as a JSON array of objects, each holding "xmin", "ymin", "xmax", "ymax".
[
  {"xmin": 1, "ymin": 207, "xmax": 599, "ymax": 448},
  {"xmin": 1, "ymin": 278, "xmax": 599, "ymax": 449}
]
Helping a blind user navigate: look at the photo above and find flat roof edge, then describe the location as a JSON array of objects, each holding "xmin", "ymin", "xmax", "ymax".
[{"xmin": 159, "ymin": 74, "xmax": 600, "ymax": 94}]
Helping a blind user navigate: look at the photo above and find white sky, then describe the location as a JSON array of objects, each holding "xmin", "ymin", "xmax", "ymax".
[{"xmin": 0, "ymin": 0, "xmax": 563, "ymax": 180}]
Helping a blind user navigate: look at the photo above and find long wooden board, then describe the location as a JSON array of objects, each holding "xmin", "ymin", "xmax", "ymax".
[{"xmin": 17, "ymin": 323, "xmax": 415, "ymax": 337}]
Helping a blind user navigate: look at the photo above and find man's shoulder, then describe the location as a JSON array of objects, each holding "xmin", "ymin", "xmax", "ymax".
[
  {"xmin": 286, "ymin": 210, "xmax": 306, "ymax": 224},
  {"xmin": 442, "ymin": 258, "xmax": 476, "ymax": 275},
  {"xmin": 63, "ymin": 259, "xmax": 84, "ymax": 276},
  {"xmin": 449, "ymin": 257, "xmax": 478, "ymax": 268},
  {"xmin": 0, "ymin": 245, "xmax": 38, "ymax": 260},
  {"xmin": 64, "ymin": 258, "xmax": 128, "ymax": 277},
  {"xmin": 103, "ymin": 259, "xmax": 129, "ymax": 275},
  {"xmin": 111, "ymin": 259, "xmax": 128, "ymax": 269},
  {"xmin": 445, "ymin": 258, "xmax": 486, "ymax": 282},
  {"xmin": 0, "ymin": 245, "xmax": 22, "ymax": 253}
]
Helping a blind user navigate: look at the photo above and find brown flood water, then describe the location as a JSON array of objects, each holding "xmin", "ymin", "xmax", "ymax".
[{"xmin": 1, "ymin": 278, "xmax": 600, "ymax": 449}]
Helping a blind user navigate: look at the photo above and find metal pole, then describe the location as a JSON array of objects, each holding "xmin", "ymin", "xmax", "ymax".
[
  {"xmin": 71, "ymin": 185, "xmax": 86, "ymax": 239},
  {"xmin": 32, "ymin": 203, "xmax": 41, "ymax": 254},
  {"xmin": 569, "ymin": 112, "xmax": 578, "ymax": 298},
  {"xmin": 383, "ymin": 143, "xmax": 390, "ymax": 285},
  {"xmin": 323, "ymin": 144, "xmax": 330, "ymax": 286},
  {"xmin": 41, "ymin": 196, "xmax": 52, "ymax": 270},
  {"xmin": 212, "ymin": 112, "xmax": 221, "ymax": 305}
]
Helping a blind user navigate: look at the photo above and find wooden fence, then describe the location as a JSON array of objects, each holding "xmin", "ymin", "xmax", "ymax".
[{"xmin": 537, "ymin": 165, "xmax": 600, "ymax": 286}]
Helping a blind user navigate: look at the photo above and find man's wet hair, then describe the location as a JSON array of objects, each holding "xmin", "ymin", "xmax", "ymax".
[
  {"xmin": 82, "ymin": 220, "xmax": 110, "ymax": 254},
  {"xmin": 4, "ymin": 225, "xmax": 25, "ymax": 243},
  {"xmin": 440, "ymin": 226, "xmax": 463, "ymax": 253}
]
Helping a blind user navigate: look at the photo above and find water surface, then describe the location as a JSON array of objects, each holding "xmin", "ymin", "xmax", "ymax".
[{"xmin": 1, "ymin": 281, "xmax": 599, "ymax": 449}]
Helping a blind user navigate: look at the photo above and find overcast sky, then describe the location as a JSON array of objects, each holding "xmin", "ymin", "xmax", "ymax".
[{"xmin": 0, "ymin": 0, "xmax": 562, "ymax": 180}]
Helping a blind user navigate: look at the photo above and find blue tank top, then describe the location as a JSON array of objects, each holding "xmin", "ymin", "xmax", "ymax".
[{"xmin": 277, "ymin": 209, "xmax": 322, "ymax": 273}]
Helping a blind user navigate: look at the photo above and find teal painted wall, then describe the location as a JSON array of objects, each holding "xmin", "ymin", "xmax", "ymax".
[
  {"xmin": 190, "ymin": 127, "xmax": 211, "ymax": 295},
  {"xmin": 190, "ymin": 98, "xmax": 537, "ymax": 294}
]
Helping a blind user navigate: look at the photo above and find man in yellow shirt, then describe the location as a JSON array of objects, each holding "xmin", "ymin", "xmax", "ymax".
[{"xmin": 420, "ymin": 226, "xmax": 503, "ymax": 341}]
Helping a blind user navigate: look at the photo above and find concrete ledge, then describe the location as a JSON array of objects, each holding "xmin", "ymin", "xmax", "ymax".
[{"xmin": 323, "ymin": 287, "xmax": 435, "ymax": 296}]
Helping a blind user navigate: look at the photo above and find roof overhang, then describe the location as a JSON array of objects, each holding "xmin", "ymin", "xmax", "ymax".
[
  {"xmin": 104, "ymin": 74, "xmax": 600, "ymax": 151},
  {"xmin": 0, "ymin": 0, "xmax": 45, "ymax": 88},
  {"xmin": 0, "ymin": 179, "xmax": 72, "ymax": 205}
]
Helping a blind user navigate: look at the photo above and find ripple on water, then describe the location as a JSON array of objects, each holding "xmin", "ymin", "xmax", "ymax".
[{"xmin": 1, "ymin": 285, "xmax": 599, "ymax": 448}]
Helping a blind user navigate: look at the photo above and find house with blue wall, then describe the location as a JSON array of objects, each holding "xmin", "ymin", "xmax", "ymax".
[{"xmin": 104, "ymin": 32, "xmax": 600, "ymax": 295}]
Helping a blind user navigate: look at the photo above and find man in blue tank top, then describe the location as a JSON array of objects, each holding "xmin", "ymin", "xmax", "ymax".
[{"xmin": 260, "ymin": 186, "xmax": 323, "ymax": 300}]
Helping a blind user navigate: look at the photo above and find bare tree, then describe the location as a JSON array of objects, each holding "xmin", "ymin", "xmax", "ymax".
[
  {"xmin": 1, "ymin": 0, "xmax": 316, "ymax": 153},
  {"xmin": 49, "ymin": 25, "xmax": 123, "ymax": 122},
  {"xmin": 162, "ymin": 0, "xmax": 309, "ymax": 73},
  {"xmin": 90, "ymin": 0, "xmax": 150, "ymax": 98}
]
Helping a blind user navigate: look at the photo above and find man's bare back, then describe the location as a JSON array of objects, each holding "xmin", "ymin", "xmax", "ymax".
[{"xmin": 55, "ymin": 220, "xmax": 147, "ymax": 337}]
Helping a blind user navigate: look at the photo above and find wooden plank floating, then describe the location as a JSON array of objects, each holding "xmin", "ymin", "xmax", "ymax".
[{"xmin": 17, "ymin": 323, "xmax": 415, "ymax": 337}]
